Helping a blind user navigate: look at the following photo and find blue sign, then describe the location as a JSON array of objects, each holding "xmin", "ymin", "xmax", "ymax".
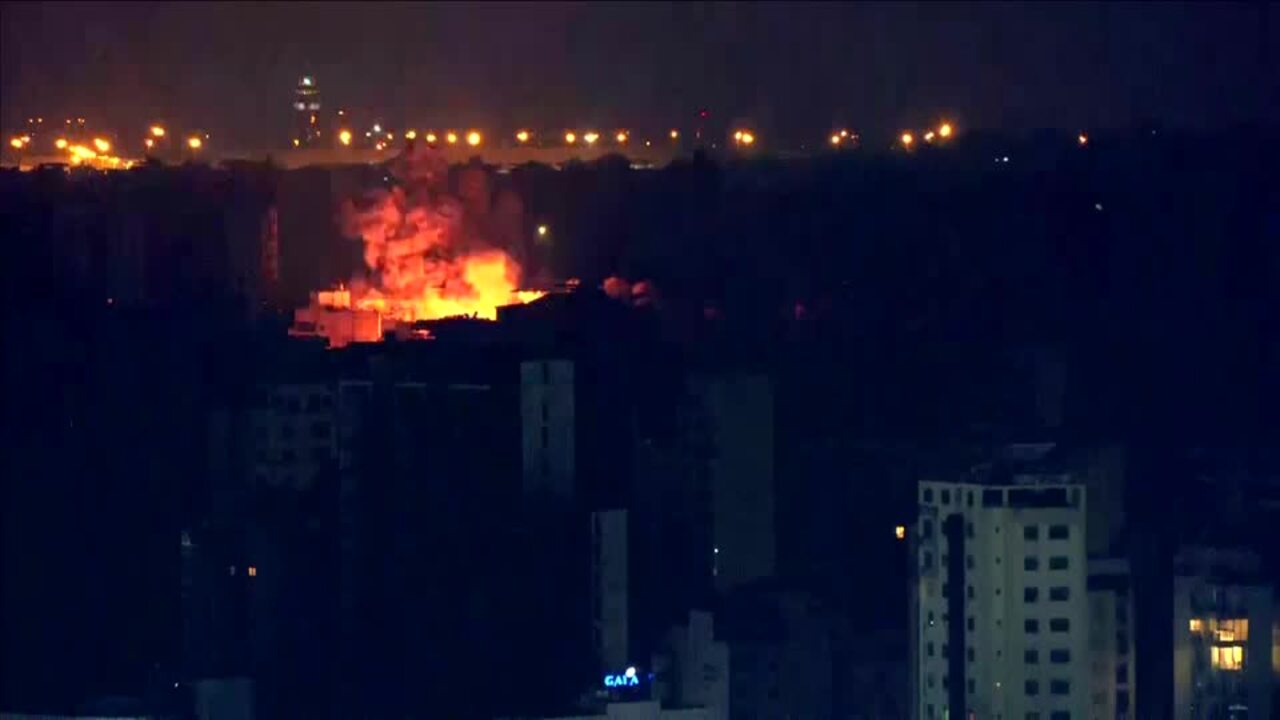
[{"xmin": 603, "ymin": 666, "xmax": 641, "ymax": 688}]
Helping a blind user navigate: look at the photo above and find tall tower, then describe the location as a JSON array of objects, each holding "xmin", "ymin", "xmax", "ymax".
[{"xmin": 292, "ymin": 76, "xmax": 321, "ymax": 147}]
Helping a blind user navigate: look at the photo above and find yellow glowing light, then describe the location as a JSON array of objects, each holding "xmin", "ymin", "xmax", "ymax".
[
  {"xmin": 739, "ymin": 131, "xmax": 755, "ymax": 146},
  {"xmin": 150, "ymin": 125, "xmax": 166, "ymax": 138},
  {"xmin": 830, "ymin": 134, "xmax": 841, "ymax": 146},
  {"xmin": 564, "ymin": 131, "xmax": 577, "ymax": 144},
  {"xmin": 21, "ymin": 135, "xmax": 30, "ymax": 144},
  {"xmin": 292, "ymin": 138, "xmax": 301, "ymax": 148},
  {"xmin": 405, "ymin": 130, "xmax": 417, "ymax": 140},
  {"xmin": 187, "ymin": 136, "xmax": 203, "ymax": 150},
  {"xmin": 339, "ymin": 129, "xmax": 352, "ymax": 146},
  {"xmin": 536, "ymin": 224, "xmax": 549, "ymax": 237},
  {"xmin": 247, "ymin": 566, "xmax": 257, "ymax": 578},
  {"xmin": 840, "ymin": 129, "xmax": 849, "ymax": 138},
  {"xmin": 924, "ymin": 131, "xmax": 936, "ymax": 142},
  {"xmin": 669, "ymin": 129, "xmax": 679, "ymax": 139},
  {"xmin": 901, "ymin": 132, "xmax": 915, "ymax": 147},
  {"xmin": 733, "ymin": 130, "xmax": 743, "ymax": 142},
  {"xmin": 516, "ymin": 130, "xmax": 530, "ymax": 143},
  {"xmin": 93, "ymin": 137, "xmax": 111, "ymax": 153},
  {"xmin": 9, "ymin": 137, "xmax": 22, "ymax": 150},
  {"xmin": 895, "ymin": 525, "xmax": 906, "ymax": 540},
  {"xmin": 375, "ymin": 141, "xmax": 386, "ymax": 151},
  {"xmin": 425, "ymin": 132, "xmax": 438, "ymax": 143},
  {"xmin": 55, "ymin": 138, "xmax": 69, "ymax": 150},
  {"xmin": 466, "ymin": 130, "xmax": 482, "ymax": 147},
  {"xmin": 938, "ymin": 122, "xmax": 953, "ymax": 138},
  {"xmin": 584, "ymin": 132, "xmax": 599, "ymax": 145},
  {"xmin": 144, "ymin": 138, "xmax": 154, "ymax": 149},
  {"xmin": 615, "ymin": 131, "xmax": 628, "ymax": 143},
  {"xmin": 446, "ymin": 132, "xmax": 458, "ymax": 145},
  {"xmin": 1077, "ymin": 132, "xmax": 1088, "ymax": 146}
]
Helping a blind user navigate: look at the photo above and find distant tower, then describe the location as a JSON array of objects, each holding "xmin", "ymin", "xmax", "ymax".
[{"xmin": 292, "ymin": 76, "xmax": 321, "ymax": 147}]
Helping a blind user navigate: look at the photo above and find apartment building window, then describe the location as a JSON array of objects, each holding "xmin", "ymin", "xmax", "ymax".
[
  {"xmin": 1025, "ymin": 556, "xmax": 1040, "ymax": 571},
  {"xmin": 1210, "ymin": 645, "xmax": 1243, "ymax": 671},
  {"xmin": 966, "ymin": 522, "xmax": 974, "ymax": 538},
  {"xmin": 923, "ymin": 519, "xmax": 933, "ymax": 538},
  {"xmin": 967, "ymin": 647, "xmax": 975, "ymax": 662},
  {"xmin": 923, "ymin": 488, "xmax": 934, "ymax": 503},
  {"xmin": 967, "ymin": 617, "xmax": 975, "ymax": 631},
  {"xmin": 942, "ymin": 489, "xmax": 951, "ymax": 505},
  {"xmin": 968, "ymin": 678, "xmax": 976, "ymax": 693},
  {"xmin": 1049, "ymin": 586, "xmax": 1070, "ymax": 601},
  {"xmin": 1025, "ymin": 619, "xmax": 1040, "ymax": 634},
  {"xmin": 967, "ymin": 555, "xmax": 975, "ymax": 569},
  {"xmin": 923, "ymin": 552, "xmax": 933, "ymax": 570},
  {"xmin": 1025, "ymin": 649, "xmax": 1039, "ymax": 664},
  {"xmin": 1049, "ymin": 618, "xmax": 1070, "ymax": 633},
  {"xmin": 1050, "ymin": 649, "xmax": 1071, "ymax": 663},
  {"xmin": 1048, "ymin": 556, "xmax": 1069, "ymax": 570},
  {"xmin": 983, "ymin": 489, "xmax": 1003, "ymax": 506},
  {"xmin": 1050, "ymin": 713, "xmax": 1070, "ymax": 720},
  {"xmin": 1026, "ymin": 714, "xmax": 1041, "ymax": 720},
  {"xmin": 967, "ymin": 586, "xmax": 975, "ymax": 599},
  {"xmin": 1025, "ymin": 587, "xmax": 1039, "ymax": 602},
  {"xmin": 967, "ymin": 491, "xmax": 974, "ymax": 507},
  {"xmin": 1025, "ymin": 680, "xmax": 1040, "ymax": 696},
  {"xmin": 1115, "ymin": 663, "xmax": 1127, "ymax": 682},
  {"xmin": 1050, "ymin": 680, "xmax": 1069, "ymax": 695},
  {"xmin": 927, "ymin": 642, "xmax": 934, "ymax": 657},
  {"xmin": 1024, "ymin": 525, "xmax": 1039, "ymax": 540},
  {"xmin": 1048, "ymin": 524, "xmax": 1069, "ymax": 540}
]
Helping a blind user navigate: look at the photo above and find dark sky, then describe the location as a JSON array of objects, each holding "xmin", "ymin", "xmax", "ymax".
[{"xmin": 2, "ymin": 1, "xmax": 1275, "ymax": 148}]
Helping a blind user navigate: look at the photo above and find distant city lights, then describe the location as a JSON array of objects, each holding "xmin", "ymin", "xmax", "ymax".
[
  {"xmin": 938, "ymin": 122, "xmax": 953, "ymax": 138},
  {"xmin": 8, "ymin": 137, "xmax": 23, "ymax": 150},
  {"xmin": 516, "ymin": 130, "xmax": 531, "ymax": 143},
  {"xmin": 536, "ymin": 224, "xmax": 549, "ymax": 237},
  {"xmin": 445, "ymin": 132, "xmax": 458, "ymax": 145},
  {"xmin": 1077, "ymin": 132, "xmax": 1089, "ymax": 146},
  {"xmin": 615, "ymin": 131, "xmax": 628, "ymax": 144},
  {"xmin": 405, "ymin": 129, "xmax": 417, "ymax": 140},
  {"xmin": 565, "ymin": 131, "xmax": 577, "ymax": 144},
  {"xmin": 150, "ymin": 125, "xmax": 166, "ymax": 138},
  {"xmin": 425, "ymin": 132, "xmax": 438, "ymax": 143},
  {"xmin": 338, "ymin": 129, "xmax": 352, "ymax": 146},
  {"xmin": 55, "ymin": 138, "xmax": 68, "ymax": 150},
  {"xmin": 669, "ymin": 129, "xmax": 679, "ymax": 140},
  {"xmin": 900, "ymin": 132, "xmax": 915, "ymax": 148},
  {"xmin": 895, "ymin": 525, "xmax": 906, "ymax": 540},
  {"xmin": 583, "ymin": 132, "xmax": 599, "ymax": 145},
  {"xmin": 92, "ymin": 138, "xmax": 111, "ymax": 153},
  {"xmin": 144, "ymin": 138, "xmax": 154, "ymax": 149},
  {"xmin": 466, "ymin": 130, "xmax": 482, "ymax": 147},
  {"xmin": 187, "ymin": 136, "xmax": 203, "ymax": 150},
  {"xmin": 734, "ymin": 130, "xmax": 755, "ymax": 146}
]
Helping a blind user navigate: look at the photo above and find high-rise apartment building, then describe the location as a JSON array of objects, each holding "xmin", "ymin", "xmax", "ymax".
[{"xmin": 912, "ymin": 447, "xmax": 1090, "ymax": 720}]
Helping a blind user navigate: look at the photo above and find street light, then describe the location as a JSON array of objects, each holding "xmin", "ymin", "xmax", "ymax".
[
  {"xmin": 565, "ymin": 131, "xmax": 577, "ymax": 144},
  {"xmin": 516, "ymin": 130, "xmax": 530, "ymax": 143},
  {"xmin": 150, "ymin": 125, "xmax": 166, "ymax": 138},
  {"xmin": 583, "ymin": 132, "xmax": 599, "ymax": 145},
  {"xmin": 445, "ymin": 132, "xmax": 458, "ymax": 145},
  {"xmin": 938, "ymin": 122, "xmax": 953, "ymax": 138},
  {"xmin": 900, "ymin": 132, "xmax": 914, "ymax": 148},
  {"xmin": 466, "ymin": 130, "xmax": 481, "ymax": 147},
  {"xmin": 338, "ymin": 129, "xmax": 352, "ymax": 146},
  {"xmin": 187, "ymin": 136, "xmax": 203, "ymax": 150}
]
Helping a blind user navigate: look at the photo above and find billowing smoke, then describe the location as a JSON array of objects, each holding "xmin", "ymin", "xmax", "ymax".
[
  {"xmin": 335, "ymin": 142, "xmax": 541, "ymax": 321},
  {"xmin": 602, "ymin": 275, "xmax": 657, "ymax": 307}
]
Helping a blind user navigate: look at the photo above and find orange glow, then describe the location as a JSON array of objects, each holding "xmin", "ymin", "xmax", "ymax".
[
  {"xmin": 938, "ymin": 122, "xmax": 953, "ymax": 138},
  {"xmin": 339, "ymin": 129, "xmax": 352, "ymax": 146},
  {"xmin": 669, "ymin": 129, "xmax": 679, "ymax": 139},
  {"xmin": 895, "ymin": 525, "xmax": 906, "ymax": 540},
  {"xmin": 615, "ymin": 131, "xmax": 628, "ymax": 143},
  {"xmin": 830, "ymin": 134, "xmax": 841, "ymax": 146},
  {"xmin": 564, "ymin": 131, "xmax": 577, "ymax": 144},
  {"xmin": 9, "ymin": 137, "xmax": 22, "ymax": 149},
  {"xmin": 738, "ymin": 131, "xmax": 755, "ymax": 146},
  {"xmin": 516, "ymin": 130, "xmax": 530, "ymax": 143},
  {"xmin": 247, "ymin": 566, "xmax": 257, "ymax": 577},
  {"xmin": 405, "ymin": 129, "xmax": 417, "ymax": 140},
  {"xmin": 733, "ymin": 130, "xmax": 743, "ymax": 142},
  {"xmin": 924, "ymin": 131, "xmax": 936, "ymax": 142},
  {"xmin": 292, "ymin": 138, "xmax": 301, "ymax": 148},
  {"xmin": 901, "ymin": 132, "xmax": 915, "ymax": 147},
  {"xmin": 466, "ymin": 130, "xmax": 482, "ymax": 147},
  {"xmin": 93, "ymin": 137, "xmax": 111, "ymax": 153},
  {"xmin": 583, "ymin": 132, "xmax": 599, "ymax": 145},
  {"xmin": 150, "ymin": 125, "xmax": 166, "ymax": 138},
  {"xmin": 840, "ymin": 130, "xmax": 849, "ymax": 138},
  {"xmin": 55, "ymin": 138, "xmax": 68, "ymax": 150},
  {"xmin": 187, "ymin": 136, "xmax": 203, "ymax": 149},
  {"xmin": 144, "ymin": 138, "xmax": 154, "ymax": 149},
  {"xmin": 1077, "ymin": 132, "xmax": 1088, "ymax": 146},
  {"xmin": 445, "ymin": 132, "xmax": 458, "ymax": 145},
  {"xmin": 425, "ymin": 132, "xmax": 438, "ymax": 143}
]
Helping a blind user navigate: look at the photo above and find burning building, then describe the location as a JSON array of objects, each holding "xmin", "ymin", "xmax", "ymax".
[{"xmin": 290, "ymin": 142, "xmax": 544, "ymax": 347}]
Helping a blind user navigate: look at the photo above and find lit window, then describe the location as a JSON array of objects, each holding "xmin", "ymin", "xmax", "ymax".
[
  {"xmin": 1210, "ymin": 645, "xmax": 1243, "ymax": 671},
  {"xmin": 1189, "ymin": 618, "xmax": 1203, "ymax": 633},
  {"xmin": 248, "ymin": 566, "xmax": 258, "ymax": 577},
  {"xmin": 896, "ymin": 525, "xmax": 906, "ymax": 540},
  {"xmin": 1212, "ymin": 618, "xmax": 1248, "ymax": 643}
]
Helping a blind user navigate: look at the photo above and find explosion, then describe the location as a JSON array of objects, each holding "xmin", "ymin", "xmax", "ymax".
[{"xmin": 332, "ymin": 142, "xmax": 542, "ymax": 323}]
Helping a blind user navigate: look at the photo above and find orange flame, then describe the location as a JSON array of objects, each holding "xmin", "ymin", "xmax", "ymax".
[{"xmin": 331, "ymin": 144, "xmax": 543, "ymax": 324}]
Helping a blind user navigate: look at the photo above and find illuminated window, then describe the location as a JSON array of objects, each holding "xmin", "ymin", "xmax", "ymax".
[
  {"xmin": 1210, "ymin": 645, "xmax": 1243, "ymax": 671},
  {"xmin": 1189, "ymin": 618, "xmax": 1204, "ymax": 634},
  {"xmin": 1213, "ymin": 618, "xmax": 1248, "ymax": 643},
  {"xmin": 247, "ymin": 566, "xmax": 258, "ymax": 577}
]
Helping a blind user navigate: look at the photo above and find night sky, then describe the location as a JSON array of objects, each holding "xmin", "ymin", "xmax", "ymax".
[{"xmin": 2, "ymin": 1, "xmax": 1276, "ymax": 148}]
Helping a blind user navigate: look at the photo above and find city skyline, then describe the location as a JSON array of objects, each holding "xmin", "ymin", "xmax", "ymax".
[{"xmin": 2, "ymin": 2, "xmax": 1276, "ymax": 149}]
